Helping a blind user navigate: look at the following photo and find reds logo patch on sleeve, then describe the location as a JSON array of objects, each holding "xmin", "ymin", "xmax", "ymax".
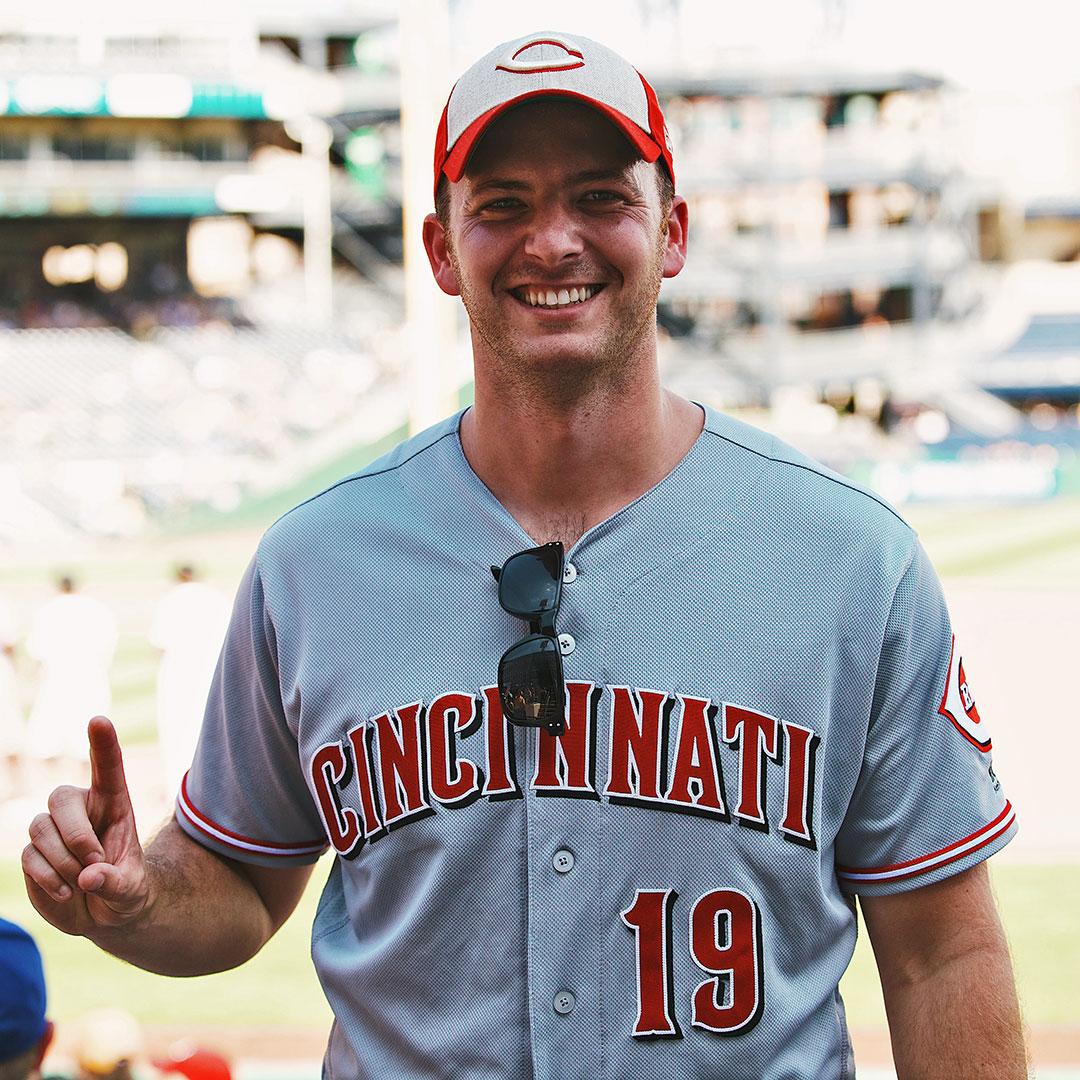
[{"xmin": 938, "ymin": 635, "xmax": 991, "ymax": 751}]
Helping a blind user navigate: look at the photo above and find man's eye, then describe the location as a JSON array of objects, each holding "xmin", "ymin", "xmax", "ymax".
[
  {"xmin": 583, "ymin": 190, "xmax": 621, "ymax": 203},
  {"xmin": 481, "ymin": 198, "xmax": 522, "ymax": 211}
]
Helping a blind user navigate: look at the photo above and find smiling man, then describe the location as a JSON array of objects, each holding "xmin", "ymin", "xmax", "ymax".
[{"xmin": 23, "ymin": 32, "xmax": 1025, "ymax": 1080}]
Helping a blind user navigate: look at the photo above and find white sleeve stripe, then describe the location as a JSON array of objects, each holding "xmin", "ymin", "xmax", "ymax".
[
  {"xmin": 836, "ymin": 804, "xmax": 1016, "ymax": 884},
  {"xmin": 176, "ymin": 783, "xmax": 327, "ymax": 858}
]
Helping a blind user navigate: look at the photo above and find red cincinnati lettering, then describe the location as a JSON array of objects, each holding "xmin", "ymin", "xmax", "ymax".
[
  {"xmin": 426, "ymin": 692, "xmax": 481, "ymax": 804},
  {"xmin": 310, "ymin": 742, "xmax": 361, "ymax": 854},
  {"xmin": 480, "ymin": 686, "xmax": 519, "ymax": 797},
  {"xmin": 666, "ymin": 696, "xmax": 727, "ymax": 816},
  {"xmin": 723, "ymin": 705, "xmax": 779, "ymax": 826},
  {"xmin": 606, "ymin": 687, "xmax": 668, "ymax": 800},
  {"xmin": 371, "ymin": 703, "xmax": 431, "ymax": 826},
  {"xmin": 534, "ymin": 681, "xmax": 597, "ymax": 794},
  {"xmin": 345, "ymin": 721, "xmax": 385, "ymax": 840}
]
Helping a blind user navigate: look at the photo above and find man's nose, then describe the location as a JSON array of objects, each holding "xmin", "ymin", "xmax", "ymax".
[{"xmin": 522, "ymin": 203, "xmax": 584, "ymax": 264}]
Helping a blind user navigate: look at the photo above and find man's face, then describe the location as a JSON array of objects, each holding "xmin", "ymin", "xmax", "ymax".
[{"xmin": 425, "ymin": 99, "xmax": 686, "ymax": 391}]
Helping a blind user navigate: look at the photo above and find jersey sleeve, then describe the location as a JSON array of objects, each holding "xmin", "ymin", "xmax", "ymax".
[
  {"xmin": 835, "ymin": 541, "xmax": 1016, "ymax": 895},
  {"xmin": 175, "ymin": 556, "xmax": 328, "ymax": 867}
]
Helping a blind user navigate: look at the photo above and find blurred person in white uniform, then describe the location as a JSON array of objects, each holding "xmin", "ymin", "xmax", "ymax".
[
  {"xmin": 150, "ymin": 565, "xmax": 230, "ymax": 798},
  {"xmin": 0, "ymin": 591, "xmax": 25, "ymax": 797},
  {"xmin": 26, "ymin": 576, "xmax": 117, "ymax": 783}
]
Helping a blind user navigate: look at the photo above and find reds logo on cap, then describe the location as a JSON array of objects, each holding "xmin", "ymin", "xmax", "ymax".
[
  {"xmin": 496, "ymin": 36, "xmax": 585, "ymax": 74},
  {"xmin": 432, "ymin": 30, "xmax": 675, "ymax": 198}
]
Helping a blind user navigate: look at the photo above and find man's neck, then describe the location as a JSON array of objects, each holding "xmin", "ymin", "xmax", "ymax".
[{"xmin": 461, "ymin": 370, "xmax": 704, "ymax": 548}]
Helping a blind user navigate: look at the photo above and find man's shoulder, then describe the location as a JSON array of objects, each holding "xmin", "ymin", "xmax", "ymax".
[
  {"xmin": 258, "ymin": 411, "xmax": 466, "ymax": 553},
  {"xmin": 697, "ymin": 404, "xmax": 914, "ymax": 540}
]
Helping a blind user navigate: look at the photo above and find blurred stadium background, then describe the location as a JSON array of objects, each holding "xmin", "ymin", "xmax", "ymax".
[{"xmin": 0, "ymin": 0, "xmax": 1077, "ymax": 1076}]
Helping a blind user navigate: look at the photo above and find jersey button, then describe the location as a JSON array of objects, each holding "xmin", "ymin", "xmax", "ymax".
[
  {"xmin": 552, "ymin": 849, "xmax": 575, "ymax": 873},
  {"xmin": 562, "ymin": 561, "xmax": 578, "ymax": 584},
  {"xmin": 553, "ymin": 990, "xmax": 576, "ymax": 1015},
  {"xmin": 557, "ymin": 633, "xmax": 575, "ymax": 655}
]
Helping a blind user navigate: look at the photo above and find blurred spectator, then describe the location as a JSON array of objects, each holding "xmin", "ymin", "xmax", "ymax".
[
  {"xmin": 0, "ymin": 593, "xmax": 24, "ymax": 799},
  {"xmin": 0, "ymin": 917, "xmax": 55, "ymax": 1080},
  {"xmin": 26, "ymin": 577, "xmax": 118, "ymax": 784},
  {"xmin": 68, "ymin": 1010, "xmax": 141, "ymax": 1080},
  {"xmin": 151, "ymin": 1046, "xmax": 232, "ymax": 1080},
  {"xmin": 150, "ymin": 566, "xmax": 231, "ymax": 799}
]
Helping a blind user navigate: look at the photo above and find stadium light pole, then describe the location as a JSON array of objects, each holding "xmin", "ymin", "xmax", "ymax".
[
  {"xmin": 399, "ymin": 0, "xmax": 459, "ymax": 434},
  {"xmin": 285, "ymin": 115, "xmax": 334, "ymax": 328}
]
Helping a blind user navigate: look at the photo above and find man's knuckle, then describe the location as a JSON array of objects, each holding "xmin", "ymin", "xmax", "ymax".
[
  {"xmin": 28, "ymin": 813, "xmax": 53, "ymax": 844},
  {"xmin": 65, "ymin": 827, "xmax": 97, "ymax": 852},
  {"xmin": 47, "ymin": 785, "xmax": 80, "ymax": 813}
]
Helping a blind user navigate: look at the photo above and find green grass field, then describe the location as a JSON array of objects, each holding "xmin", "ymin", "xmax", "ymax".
[
  {"xmin": 904, "ymin": 496, "xmax": 1080, "ymax": 581},
  {"xmin": 1, "ymin": 858, "xmax": 1076, "ymax": 1031}
]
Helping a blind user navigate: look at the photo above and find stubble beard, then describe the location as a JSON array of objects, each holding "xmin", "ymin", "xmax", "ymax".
[{"xmin": 449, "ymin": 228, "xmax": 667, "ymax": 413}]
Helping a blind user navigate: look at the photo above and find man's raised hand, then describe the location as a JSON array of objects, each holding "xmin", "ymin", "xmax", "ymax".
[{"xmin": 23, "ymin": 716, "xmax": 150, "ymax": 936}]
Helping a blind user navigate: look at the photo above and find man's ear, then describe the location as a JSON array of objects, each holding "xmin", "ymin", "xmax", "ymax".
[
  {"xmin": 422, "ymin": 213, "xmax": 462, "ymax": 297},
  {"xmin": 35, "ymin": 1020, "xmax": 55, "ymax": 1070},
  {"xmin": 661, "ymin": 195, "xmax": 689, "ymax": 279}
]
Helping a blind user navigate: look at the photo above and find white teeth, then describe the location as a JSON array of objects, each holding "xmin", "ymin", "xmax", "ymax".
[{"xmin": 519, "ymin": 285, "xmax": 598, "ymax": 308}]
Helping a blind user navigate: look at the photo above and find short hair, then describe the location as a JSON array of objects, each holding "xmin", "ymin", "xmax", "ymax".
[
  {"xmin": 434, "ymin": 161, "xmax": 675, "ymax": 227},
  {"xmin": 0, "ymin": 1046, "xmax": 37, "ymax": 1080}
]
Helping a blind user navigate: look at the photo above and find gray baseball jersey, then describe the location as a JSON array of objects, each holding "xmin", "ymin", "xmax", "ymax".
[{"xmin": 177, "ymin": 403, "xmax": 1015, "ymax": 1079}]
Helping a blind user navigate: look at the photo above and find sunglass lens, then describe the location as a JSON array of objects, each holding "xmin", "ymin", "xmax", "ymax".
[
  {"xmin": 498, "ymin": 542, "xmax": 563, "ymax": 619},
  {"xmin": 498, "ymin": 635, "xmax": 565, "ymax": 734}
]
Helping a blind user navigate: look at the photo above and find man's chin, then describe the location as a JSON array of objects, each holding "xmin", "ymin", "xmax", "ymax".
[
  {"xmin": 513, "ymin": 345, "xmax": 612, "ymax": 375},
  {"xmin": 499, "ymin": 345, "xmax": 630, "ymax": 405},
  {"xmin": 511, "ymin": 323, "xmax": 617, "ymax": 363}
]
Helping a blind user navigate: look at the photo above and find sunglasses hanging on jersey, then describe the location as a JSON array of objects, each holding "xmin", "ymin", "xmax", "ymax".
[{"xmin": 491, "ymin": 541, "xmax": 567, "ymax": 736}]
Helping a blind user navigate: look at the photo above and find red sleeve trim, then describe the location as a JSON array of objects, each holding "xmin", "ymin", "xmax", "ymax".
[
  {"xmin": 836, "ymin": 802, "xmax": 1015, "ymax": 885},
  {"xmin": 177, "ymin": 773, "xmax": 328, "ymax": 858}
]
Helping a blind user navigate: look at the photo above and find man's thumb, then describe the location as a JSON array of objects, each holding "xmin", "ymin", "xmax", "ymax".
[{"xmin": 77, "ymin": 861, "xmax": 144, "ymax": 914}]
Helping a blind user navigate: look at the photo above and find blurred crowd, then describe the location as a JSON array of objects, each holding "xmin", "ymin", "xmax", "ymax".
[
  {"xmin": 1, "ymin": 915, "xmax": 233, "ymax": 1080},
  {"xmin": 0, "ymin": 258, "xmax": 252, "ymax": 337},
  {"xmin": 0, "ymin": 283, "xmax": 391, "ymax": 539},
  {"xmin": 0, "ymin": 567, "xmax": 230, "ymax": 804},
  {"xmin": 0, "ymin": 293, "xmax": 248, "ymax": 337}
]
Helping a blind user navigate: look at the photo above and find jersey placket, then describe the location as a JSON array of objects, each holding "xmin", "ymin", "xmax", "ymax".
[{"xmin": 523, "ymin": 557, "xmax": 605, "ymax": 1079}]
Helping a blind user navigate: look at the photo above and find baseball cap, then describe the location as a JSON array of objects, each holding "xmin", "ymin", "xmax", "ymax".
[
  {"xmin": 70, "ymin": 1007, "xmax": 143, "ymax": 1075},
  {"xmin": 152, "ymin": 1044, "xmax": 232, "ymax": 1080},
  {"xmin": 434, "ymin": 31, "xmax": 674, "ymax": 198},
  {"xmin": 0, "ymin": 917, "xmax": 48, "ymax": 1060}
]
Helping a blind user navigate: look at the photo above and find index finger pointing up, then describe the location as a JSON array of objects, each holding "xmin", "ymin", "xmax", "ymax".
[{"xmin": 88, "ymin": 716, "xmax": 131, "ymax": 801}]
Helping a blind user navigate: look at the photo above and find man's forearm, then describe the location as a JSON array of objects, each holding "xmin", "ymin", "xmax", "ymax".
[
  {"xmin": 881, "ymin": 936, "xmax": 1027, "ymax": 1080},
  {"xmin": 88, "ymin": 819, "xmax": 277, "ymax": 977}
]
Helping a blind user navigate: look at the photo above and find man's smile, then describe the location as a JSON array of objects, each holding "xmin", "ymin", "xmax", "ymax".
[{"xmin": 509, "ymin": 284, "xmax": 606, "ymax": 308}]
